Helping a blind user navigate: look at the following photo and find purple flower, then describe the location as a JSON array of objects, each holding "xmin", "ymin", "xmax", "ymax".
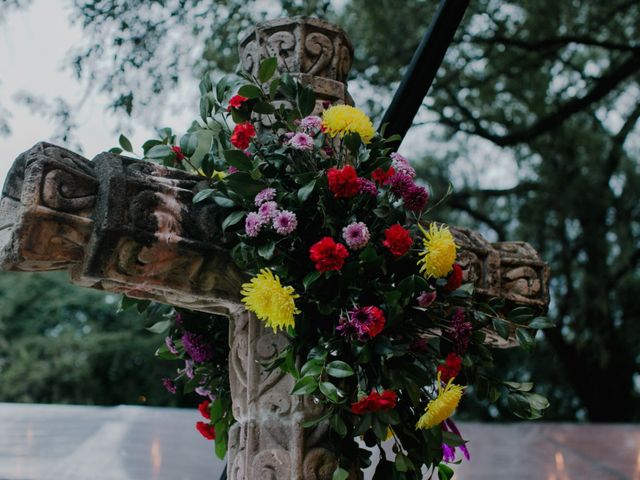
[
  {"xmin": 273, "ymin": 210, "xmax": 298, "ymax": 235},
  {"xmin": 245, "ymin": 212, "xmax": 265, "ymax": 237},
  {"xmin": 288, "ymin": 132, "xmax": 314, "ymax": 151},
  {"xmin": 441, "ymin": 419, "xmax": 470, "ymax": 462},
  {"xmin": 449, "ymin": 308, "xmax": 472, "ymax": 354},
  {"xmin": 358, "ymin": 178, "xmax": 378, "ymax": 196},
  {"xmin": 391, "ymin": 152, "xmax": 416, "ymax": 178},
  {"xmin": 342, "ymin": 222, "xmax": 370, "ymax": 250},
  {"xmin": 228, "ymin": 166, "xmax": 239, "ymax": 174},
  {"xmin": 174, "ymin": 312, "xmax": 183, "ymax": 327},
  {"xmin": 258, "ymin": 201, "xmax": 279, "ymax": 221},
  {"xmin": 403, "ymin": 184, "xmax": 429, "ymax": 212},
  {"xmin": 322, "ymin": 145, "xmax": 335, "ymax": 156},
  {"xmin": 417, "ymin": 291, "xmax": 436, "ymax": 308},
  {"xmin": 162, "ymin": 378, "xmax": 177, "ymax": 394},
  {"xmin": 389, "ymin": 172, "xmax": 414, "ymax": 198},
  {"xmin": 195, "ymin": 386, "xmax": 215, "ymax": 400},
  {"xmin": 299, "ymin": 115, "xmax": 322, "ymax": 132},
  {"xmin": 181, "ymin": 331, "xmax": 214, "ymax": 363},
  {"xmin": 165, "ymin": 336, "xmax": 178, "ymax": 355},
  {"xmin": 254, "ymin": 188, "xmax": 276, "ymax": 206}
]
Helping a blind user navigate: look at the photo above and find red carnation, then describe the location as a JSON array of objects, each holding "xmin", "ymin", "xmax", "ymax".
[
  {"xmin": 309, "ymin": 237, "xmax": 349, "ymax": 272},
  {"xmin": 444, "ymin": 263, "xmax": 463, "ymax": 292},
  {"xmin": 437, "ymin": 352, "xmax": 463, "ymax": 383},
  {"xmin": 351, "ymin": 390, "xmax": 398, "ymax": 415},
  {"xmin": 227, "ymin": 94, "xmax": 249, "ymax": 111},
  {"xmin": 382, "ymin": 224, "xmax": 413, "ymax": 257},
  {"xmin": 198, "ymin": 400, "xmax": 211, "ymax": 420},
  {"xmin": 230, "ymin": 122, "xmax": 256, "ymax": 150},
  {"xmin": 327, "ymin": 165, "xmax": 360, "ymax": 198},
  {"xmin": 195, "ymin": 421, "xmax": 216, "ymax": 440},
  {"xmin": 371, "ymin": 166, "xmax": 395, "ymax": 185},
  {"xmin": 171, "ymin": 145, "xmax": 185, "ymax": 162}
]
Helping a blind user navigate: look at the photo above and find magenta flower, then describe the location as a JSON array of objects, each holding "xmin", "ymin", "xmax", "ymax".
[
  {"xmin": 258, "ymin": 201, "xmax": 280, "ymax": 221},
  {"xmin": 299, "ymin": 115, "xmax": 322, "ymax": 132},
  {"xmin": 449, "ymin": 308, "xmax": 472, "ymax": 354},
  {"xmin": 162, "ymin": 378, "xmax": 177, "ymax": 394},
  {"xmin": 245, "ymin": 212, "xmax": 265, "ymax": 237},
  {"xmin": 165, "ymin": 336, "xmax": 178, "ymax": 355},
  {"xmin": 358, "ymin": 178, "xmax": 378, "ymax": 196},
  {"xmin": 273, "ymin": 210, "xmax": 298, "ymax": 235},
  {"xmin": 441, "ymin": 419, "xmax": 470, "ymax": 462},
  {"xmin": 288, "ymin": 132, "xmax": 314, "ymax": 151},
  {"xmin": 403, "ymin": 184, "xmax": 429, "ymax": 212},
  {"xmin": 181, "ymin": 331, "xmax": 214, "ymax": 363},
  {"xmin": 342, "ymin": 222, "xmax": 370, "ymax": 250},
  {"xmin": 254, "ymin": 188, "xmax": 276, "ymax": 206},
  {"xmin": 417, "ymin": 291, "xmax": 436, "ymax": 307},
  {"xmin": 391, "ymin": 152, "xmax": 416, "ymax": 178},
  {"xmin": 227, "ymin": 166, "xmax": 239, "ymax": 174},
  {"xmin": 389, "ymin": 172, "xmax": 414, "ymax": 198}
]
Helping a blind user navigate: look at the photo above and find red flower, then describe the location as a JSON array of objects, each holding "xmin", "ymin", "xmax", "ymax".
[
  {"xmin": 444, "ymin": 263, "xmax": 463, "ymax": 292},
  {"xmin": 371, "ymin": 166, "xmax": 395, "ymax": 185},
  {"xmin": 437, "ymin": 352, "xmax": 463, "ymax": 383},
  {"xmin": 382, "ymin": 224, "xmax": 413, "ymax": 257},
  {"xmin": 227, "ymin": 94, "xmax": 249, "ymax": 111},
  {"xmin": 171, "ymin": 145, "xmax": 185, "ymax": 162},
  {"xmin": 198, "ymin": 400, "xmax": 211, "ymax": 420},
  {"xmin": 230, "ymin": 122, "xmax": 256, "ymax": 150},
  {"xmin": 327, "ymin": 165, "xmax": 360, "ymax": 198},
  {"xmin": 351, "ymin": 390, "xmax": 398, "ymax": 415},
  {"xmin": 195, "ymin": 421, "xmax": 216, "ymax": 440},
  {"xmin": 309, "ymin": 237, "xmax": 349, "ymax": 272}
]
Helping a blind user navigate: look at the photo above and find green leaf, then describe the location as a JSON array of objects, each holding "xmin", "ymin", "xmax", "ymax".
[
  {"xmin": 238, "ymin": 84, "xmax": 262, "ymax": 99},
  {"xmin": 193, "ymin": 189, "xmax": 215, "ymax": 203},
  {"xmin": 297, "ymin": 179, "xmax": 316, "ymax": 202},
  {"xmin": 516, "ymin": 328, "xmax": 535, "ymax": 351},
  {"xmin": 142, "ymin": 139, "xmax": 162, "ymax": 154},
  {"xmin": 329, "ymin": 413, "xmax": 347, "ymax": 437},
  {"xmin": 223, "ymin": 149, "xmax": 253, "ymax": 171},
  {"xmin": 319, "ymin": 381, "xmax": 341, "ymax": 403},
  {"xmin": 325, "ymin": 360, "xmax": 355, "ymax": 378},
  {"xmin": 394, "ymin": 453, "xmax": 415, "ymax": 472},
  {"xmin": 371, "ymin": 415, "xmax": 388, "ymax": 440},
  {"xmin": 155, "ymin": 343, "xmax": 177, "ymax": 360},
  {"xmin": 333, "ymin": 467, "xmax": 349, "ymax": 480},
  {"xmin": 253, "ymin": 101, "xmax": 275, "ymax": 114},
  {"xmin": 303, "ymin": 270, "xmax": 321, "ymax": 290},
  {"xmin": 438, "ymin": 463, "xmax": 454, "ymax": 480},
  {"xmin": 191, "ymin": 129, "xmax": 214, "ymax": 165},
  {"xmin": 146, "ymin": 320, "xmax": 171, "ymax": 334},
  {"xmin": 257, "ymin": 241, "xmax": 276, "ymax": 260},
  {"xmin": 343, "ymin": 132, "xmax": 361, "ymax": 154},
  {"xmin": 302, "ymin": 410, "xmax": 332, "ymax": 428},
  {"xmin": 504, "ymin": 381, "xmax": 534, "ymax": 392},
  {"xmin": 119, "ymin": 295, "xmax": 137, "ymax": 311},
  {"xmin": 300, "ymin": 358, "xmax": 324, "ymax": 377},
  {"xmin": 269, "ymin": 78, "xmax": 281, "ymax": 98},
  {"xmin": 492, "ymin": 317, "xmax": 512, "ymax": 340},
  {"xmin": 213, "ymin": 196, "xmax": 236, "ymax": 208},
  {"xmin": 298, "ymin": 87, "xmax": 316, "ymax": 117},
  {"xmin": 225, "ymin": 172, "xmax": 265, "ymax": 199},
  {"xmin": 258, "ymin": 57, "xmax": 279, "ymax": 83},
  {"xmin": 179, "ymin": 132, "xmax": 199, "ymax": 157},
  {"xmin": 528, "ymin": 316, "xmax": 555, "ymax": 329},
  {"xmin": 147, "ymin": 144, "xmax": 174, "ymax": 160},
  {"xmin": 222, "ymin": 211, "xmax": 245, "ymax": 232},
  {"xmin": 291, "ymin": 376, "xmax": 318, "ymax": 395},
  {"xmin": 441, "ymin": 431, "xmax": 466, "ymax": 447},
  {"xmin": 210, "ymin": 398, "xmax": 224, "ymax": 423},
  {"xmin": 214, "ymin": 435, "xmax": 227, "ymax": 459},
  {"xmin": 118, "ymin": 134, "xmax": 133, "ymax": 152}
]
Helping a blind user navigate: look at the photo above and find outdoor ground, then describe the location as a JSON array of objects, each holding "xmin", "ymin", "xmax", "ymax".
[{"xmin": 0, "ymin": 403, "xmax": 637, "ymax": 480}]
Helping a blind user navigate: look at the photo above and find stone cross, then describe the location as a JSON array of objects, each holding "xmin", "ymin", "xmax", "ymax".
[{"xmin": 0, "ymin": 17, "xmax": 548, "ymax": 480}]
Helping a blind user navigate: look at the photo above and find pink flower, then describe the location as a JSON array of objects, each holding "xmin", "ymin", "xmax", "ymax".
[
  {"xmin": 358, "ymin": 178, "xmax": 378, "ymax": 196},
  {"xmin": 245, "ymin": 212, "xmax": 265, "ymax": 237},
  {"xmin": 228, "ymin": 166, "xmax": 239, "ymax": 174},
  {"xmin": 417, "ymin": 291, "xmax": 436, "ymax": 308},
  {"xmin": 299, "ymin": 115, "xmax": 323, "ymax": 132},
  {"xmin": 391, "ymin": 152, "xmax": 416, "ymax": 178},
  {"xmin": 273, "ymin": 210, "xmax": 298, "ymax": 235},
  {"xmin": 288, "ymin": 132, "xmax": 314, "ymax": 151},
  {"xmin": 258, "ymin": 201, "xmax": 279, "ymax": 220},
  {"xmin": 342, "ymin": 222, "xmax": 370, "ymax": 250},
  {"xmin": 162, "ymin": 378, "xmax": 177, "ymax": 394},
  {"xmin": 254, "ymin": 188, "xmax": 276, "ymax": 206}
]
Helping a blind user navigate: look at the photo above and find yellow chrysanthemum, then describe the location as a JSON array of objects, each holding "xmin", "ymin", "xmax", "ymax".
[
  {"xmin": 197, "ymin": 168, "xmax": 226, "ymax": 180},
  {"xmin": 321, "ymin": 105, "xmax": 376, "ymax": 144},
  {"xmin": 241, "ymin": 269, "xmax": 300, "ymax": 331},
  {"xmin": 416, "ymin": 373, "xmax": 465, "ymax": 430},
  {"xmin": 417, "ymin": 223, "xmax": 457, "ymax": 278}
]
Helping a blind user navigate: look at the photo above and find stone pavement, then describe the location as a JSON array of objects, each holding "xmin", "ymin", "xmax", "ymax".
[{"xmin": 0, "ymin": 403, "xmax": 638, "ymax": 480}]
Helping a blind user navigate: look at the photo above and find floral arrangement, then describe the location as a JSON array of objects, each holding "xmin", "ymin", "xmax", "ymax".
[{"xmin": 117, "ymin": 57, "xmax": 551, "ymax": 479}]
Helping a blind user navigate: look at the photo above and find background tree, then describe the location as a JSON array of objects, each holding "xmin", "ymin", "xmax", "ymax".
[{"xmin": 1, "ymin": 0, "xmax": 638, "ymax": 420}]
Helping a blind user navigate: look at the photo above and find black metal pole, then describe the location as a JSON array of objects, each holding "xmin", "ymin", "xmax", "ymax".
[{"xmin": 379, "ymin": 0, "xmax": 470, "ymax": 147}]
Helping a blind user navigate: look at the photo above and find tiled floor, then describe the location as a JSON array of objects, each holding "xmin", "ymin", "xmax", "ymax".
[{"xmin": 0, "ymin": 403, "xmax": 638, "ymax": 479}]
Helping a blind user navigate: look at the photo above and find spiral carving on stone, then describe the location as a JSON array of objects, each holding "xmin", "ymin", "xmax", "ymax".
[
  {"xmin": 251, "ymin": 449, "xmax": 292, "ymax": 480},
  {"xmin": 241, "ymin": 38, "xmax": 261, "ymax": 77},
  {"xmin": 303, "ymin": 448, "xmax": 339, "ymax": 480},
  {"xmin": 304, "ymin": 32, "xmax": 334, "ymax": 76},
  {"xmin": 41, "ymin": 169, "xmax": 96, "ymax": 213},
  {"xmin": 266, "ymin": 30, "xmax": 296, "ymax": 72}
]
